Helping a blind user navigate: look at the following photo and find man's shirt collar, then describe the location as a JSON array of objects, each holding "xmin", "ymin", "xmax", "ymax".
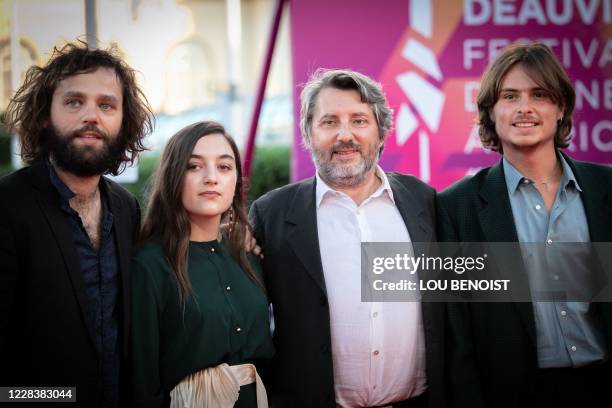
[
  {"xmin": 315, "ymin": 165, "xmax": 394, "ymax": 208},
  {"xmin": 47, "ymin": 160, "xmax": 76, "ymax": 202},
  {"xmin": 502, "ymin": 151, "xmax": 581, "ymax": 194}
]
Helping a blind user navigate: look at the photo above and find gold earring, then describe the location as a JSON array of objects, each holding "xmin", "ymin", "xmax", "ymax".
[{"xmin": 228, "ymin": 206, "xmax": 235, "ymax": 236}]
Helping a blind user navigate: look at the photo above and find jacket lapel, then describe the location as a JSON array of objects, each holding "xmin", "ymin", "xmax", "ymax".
[
  {"xmin": 388, "ymin": 174, "xmax": 433, "ymax": 243},
  {"xmin": 30, "ymin": 163, "xmax": 97, "ymax": 350},
  {"xmin": 478, "ymin": 161, "xmax": 536, "ymax": 345},
  {"xmin": 565, "ymin": 153, "xmax": 612, "ymax": 242},
  {"xmin": 478, "ymin": 163, "xmax": 520, "ymax": 243},
  {"xmin": 387, "ymin": 174, "xmax": 443, "ymax": 361},
  {"xmin": 285, "ymin": 178, "xmax": 328, "ymax": 295},
  {"xmin": 581, "ymin": 184, "xmax": 611, "ymax": 242},
  {"xmin": 565, "ymin": 154, "xmax": 612, "ymax": 301},
  {"xmin": 104, "ymin": 179, "xmax": 134, "ymax": 355}
]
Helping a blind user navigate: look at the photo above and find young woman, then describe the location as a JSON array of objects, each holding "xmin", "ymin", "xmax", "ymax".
[{"xmin": 130, "ymin": 121, "xmax": 273, "ymax": 407}]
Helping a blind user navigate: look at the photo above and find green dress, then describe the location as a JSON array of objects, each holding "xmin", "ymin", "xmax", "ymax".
[{"xmin": 130, "ymin": 239, "xmax": 274, "ymax": 407}]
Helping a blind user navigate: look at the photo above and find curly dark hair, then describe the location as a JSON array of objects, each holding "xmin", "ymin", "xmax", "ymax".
[
  {"xmin": 477, "ymin": 42, "xmax": 575, "ymax": 154},
  {"xmin": 3, "ymin": 40, "xmax": 154, "ymax": 175}
]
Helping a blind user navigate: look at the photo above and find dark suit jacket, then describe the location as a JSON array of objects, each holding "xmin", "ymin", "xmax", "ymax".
[
  {"xmin": 437, "ymin": 153, "xmax": 612, "ymax": 408},
  {"xmin": 250, "ymin": 173, "xmax": 445, "ymax": 408},
  {"xmin": 0, "ymin": 162, "xmax": 140, "ymax": 407}
]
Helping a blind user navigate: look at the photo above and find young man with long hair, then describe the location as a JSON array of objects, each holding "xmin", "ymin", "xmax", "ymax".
[
  {"xmin": 0, "ymin": 41, "xmax": 153, "ymax": 407},
  {"xmin": 439, "ymin": 42, "xmax": 612, "ymax": 408}
]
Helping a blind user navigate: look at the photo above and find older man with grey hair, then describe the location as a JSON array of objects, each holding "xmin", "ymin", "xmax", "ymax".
[{"xmin": 250, "ymin": 69, "xmax": 444, "ymax": 408}]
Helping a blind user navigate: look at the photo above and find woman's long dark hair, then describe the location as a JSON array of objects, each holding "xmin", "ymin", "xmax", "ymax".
[{"xmin": 141, "ymin": 121, "xmax": 264, "ymax": 305}]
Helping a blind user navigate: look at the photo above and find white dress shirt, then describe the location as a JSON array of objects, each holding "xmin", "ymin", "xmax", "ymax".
[{"xmin": 316, "ymin": 166, "xmax": 427, "ymax": 408}]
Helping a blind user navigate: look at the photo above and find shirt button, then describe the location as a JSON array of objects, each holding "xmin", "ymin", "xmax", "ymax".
[
  {"xmin": 211, "ymin": 247, "xmax": 215, "ymax": 253},
  {"xmin": 547, "ymin": 239, "xmax": 553, "ymax": 245},
  {"xmin": 561, "ymin": 310, "xmax": 567, "ymax": 316},
  {"xmin": 535, "ymin": 204, "xmax": 541, "ymax": 210},
  {"xmin": 372, "ymin": 312, "xmax": 378, "ymax": 318},
  {"xmin": 373, "ymin": 350, "xmax": 380, "ymax": 356},
  {"xmin": 522, "ymin": 179, "xmax": 529, "ymax": 184},
  {"xmin": 553, "ymin": 275, "xmax": 560, "ymax": 281},
  {"xmin": 570, "ymin": 345, "xmax": 577, "ymax": 352},
  {"xmin": 226, "ymin": 286, "xmax": 231, "ymax": 291},
  {"xmin": 235, "ymin": 326, "xmax": 241, "ymax": 333}
]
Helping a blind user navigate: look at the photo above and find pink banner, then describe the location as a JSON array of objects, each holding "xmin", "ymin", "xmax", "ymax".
[{"xmin": 290, "ymin": 0, "xmax": 612, "ymax": 190}]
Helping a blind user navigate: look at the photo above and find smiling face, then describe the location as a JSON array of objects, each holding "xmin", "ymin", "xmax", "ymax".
[
  {"xmin": 48, "ymin": 67, "xmax": 124, "ymax": 176},
  {"xmin": 491, "ymin": 64, "xmax": 564, "ymax": 156},
  {"xmin": 309, "ymin": 87, "xmax": 381, "ymax": 189},
  {"xmin": 181, "ymin": 133, "xmax": 237, "ymax": 228}
]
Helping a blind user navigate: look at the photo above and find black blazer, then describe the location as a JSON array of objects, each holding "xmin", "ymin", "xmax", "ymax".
[
  {"xmin": 0, "ymin": 162, "xmax": 140, "ymax": 407},
  {"xmin": 437, "ymin": 153, "xmax": 612, "ymax": 408},
  {"xmin": 250, "ymin": 173, "xmax": 445, "ymax": 408}
]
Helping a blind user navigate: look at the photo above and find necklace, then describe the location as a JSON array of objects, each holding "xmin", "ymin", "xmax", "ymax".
[
  {"xmin": 538, "ymin": 177, "xmax": 554, "ymax": 191},
  {"xmin": 536, "ymin": 169, "xmax": 562, "ymax": 192}
]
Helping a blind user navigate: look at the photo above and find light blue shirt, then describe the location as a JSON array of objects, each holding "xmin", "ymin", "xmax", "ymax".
[{"xmin": 503, "ymin": 153, "xmax": 608, "ymax": 368}]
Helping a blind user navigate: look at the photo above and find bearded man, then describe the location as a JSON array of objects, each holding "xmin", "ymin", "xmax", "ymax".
[
  {"xmin": 250, "ymin": 69, "xmax": 444, "ymax": 408},
  {"xmin": 0, "ymin": 42, "xmax": 153, "ymax": 407}
]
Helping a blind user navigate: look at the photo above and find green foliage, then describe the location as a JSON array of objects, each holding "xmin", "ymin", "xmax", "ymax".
[
  {"xmin": 120, "ymin": 154, "xmax": 160, "ymax": 207},
  {"xmin": 247, "ymin": 146, "xmax": 290, "ymax": 204},
  {"xmin": 0, "ymin": 113, "xmax": 14, "ymax": 177},
  {"xmin": 0, "ymin": 138, "xmax": 13, "ymax": 177}
]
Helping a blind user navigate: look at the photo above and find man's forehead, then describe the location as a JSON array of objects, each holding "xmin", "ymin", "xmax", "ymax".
[
  {"xmin": 313, "ymin": 87, "xmax": 373, "ymax": 116},
  {"xmin": 500, "ymin": 64, "xmax": 548, "ymax": 89},
  {"xmin": 54, "ymin": 67, "xmax": 122, "ymax": 97}
]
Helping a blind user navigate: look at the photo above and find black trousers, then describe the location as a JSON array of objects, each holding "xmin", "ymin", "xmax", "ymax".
[
  {"xmin": 370, "ymin": 391, "xmax": 428, "ymax": 408},
  {"xmin": 532, "ymin": 360, "xmax": 611, "ymax": 408}
]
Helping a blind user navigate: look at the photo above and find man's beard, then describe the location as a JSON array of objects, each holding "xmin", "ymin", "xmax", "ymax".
[
  {"xmin": 47, "ymin": 123, "xmax": 124, "ymax": 177},
  {"xmin": 311, "ymin": 140, "xmax": 379, "ymax": 188}
]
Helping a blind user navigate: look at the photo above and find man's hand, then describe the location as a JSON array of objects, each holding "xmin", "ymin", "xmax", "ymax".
[
  {"xmin": 246, "ymin": 230, "xmax": 263, "ymax": 259},
  {"xmin": 220, "ymin": 223, "xmax": 263, "ymax": 258}
]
